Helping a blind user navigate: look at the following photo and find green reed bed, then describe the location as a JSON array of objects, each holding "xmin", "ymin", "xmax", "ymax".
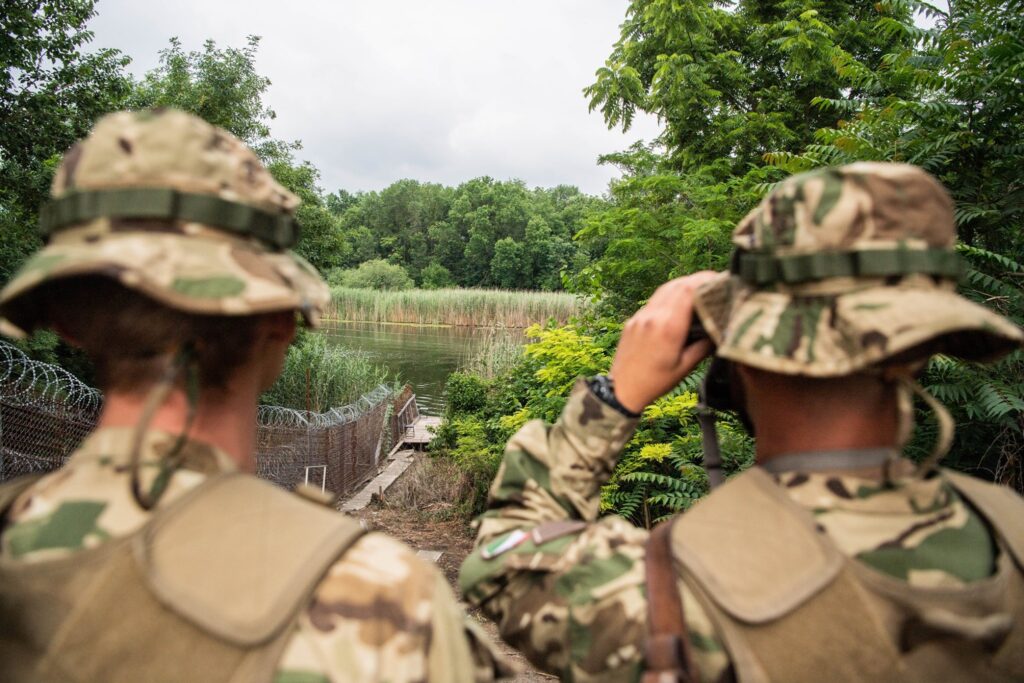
[
  {"xmin": 325, "ymin": 287, "xmax": 581, "ymax": 328},
  {"xmin": 461, "ymin": 326, "xmax": 525, "ymax": 380},
  {"xmin": 261, "ymin": 332, "xmax": 396, "ymax": 412}
]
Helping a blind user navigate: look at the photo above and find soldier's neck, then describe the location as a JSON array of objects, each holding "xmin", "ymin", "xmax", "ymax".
[
  {"xmin": 739, "ymin": 366, "xmax": 900, "ymax": 474},
  {"xmin": 754, "ymin": 411, "xmax": 900, "ymax": 467},
  {"xmin": 97, "ymin": 384, "xmax": 260, "ymax": 473}
]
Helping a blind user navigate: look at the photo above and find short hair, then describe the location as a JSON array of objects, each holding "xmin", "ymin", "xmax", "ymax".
[{"xmin": 37, "ymin": 276, "xmax": 265, "ymax": 393}]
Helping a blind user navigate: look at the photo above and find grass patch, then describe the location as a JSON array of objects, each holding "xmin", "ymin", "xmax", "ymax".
[
  {"xmin": 382, "ymin": 456, "xmax": 474, "ymax": 519},
  {"xmin": 326, "ymin": 286, "xmax": 581, "ymax": 328}
]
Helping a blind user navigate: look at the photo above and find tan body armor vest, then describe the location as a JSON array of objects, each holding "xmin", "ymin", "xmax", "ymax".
[
  {"xmin": 0, "ymin": 474, "xmax": 366, "ymax": 683},
  {"xmin": 660, "ymin": 467, "xmax": 1024, "ymax": 682}
]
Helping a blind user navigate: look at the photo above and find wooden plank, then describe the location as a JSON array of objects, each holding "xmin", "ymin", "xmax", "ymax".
[{"xmin": 340, "ymin": 449, "xmax": 415, "ymax": 512}]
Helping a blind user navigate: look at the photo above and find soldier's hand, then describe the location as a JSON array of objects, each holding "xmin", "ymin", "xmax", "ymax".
[{"xmin": 609, "ymin": 272, "xmax": 717, "ymax": 413}]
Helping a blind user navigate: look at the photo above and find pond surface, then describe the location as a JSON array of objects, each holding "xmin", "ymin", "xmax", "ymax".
[{"xmin": 321, "ymin": 322, "xmax": 520, "ymax": 415}]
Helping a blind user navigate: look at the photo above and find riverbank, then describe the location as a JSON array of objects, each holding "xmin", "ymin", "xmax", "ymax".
[{"xmin": 326, "ymin": 286, "xmax": 580, "ymax": 328}]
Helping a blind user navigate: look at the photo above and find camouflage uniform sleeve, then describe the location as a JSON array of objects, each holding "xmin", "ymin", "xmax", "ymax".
[
  {"xmin": 457, "ymin": 380, "xmax": 644, "ymax": 680},
  {"xmin": 476, "ymin": 379, "xmax": 639, "ymax": 542},
  {"xmin": 460, "ymin": 380, "xmax": 734, "ymax": 682},
  {"xmin": 279, "ymin": 532, "xmax": 505, "ymax": 682}
]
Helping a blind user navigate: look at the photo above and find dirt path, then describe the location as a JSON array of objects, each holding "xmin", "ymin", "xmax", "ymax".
[{"xmin": 354, "ymin": 506, "xmax": 556, "ymax": 682}]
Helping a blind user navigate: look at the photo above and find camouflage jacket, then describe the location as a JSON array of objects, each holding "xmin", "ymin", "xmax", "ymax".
[
  {"xmin": 459, "ymin": 380, "xmax": 999, "ymax": 682},
  {"xmin": 0, "ymin": 427, "xmax": 501, "ymax": 683}
]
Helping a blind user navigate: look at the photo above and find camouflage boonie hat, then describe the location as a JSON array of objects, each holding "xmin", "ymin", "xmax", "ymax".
[
  {"xmin": 0, "ymin": 109, "xmax": 329, "ymax": 336},
  {"xmin": 693, "ymin": 162, "xmax": 1023, "ymax": 377}
]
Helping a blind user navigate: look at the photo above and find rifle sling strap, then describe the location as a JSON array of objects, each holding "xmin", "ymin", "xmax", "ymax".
[{"xmin": 644, "ymin": 518, "xmax": 698, "ymax": 683}]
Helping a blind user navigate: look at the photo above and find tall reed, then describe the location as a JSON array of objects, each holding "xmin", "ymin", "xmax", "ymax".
[
  {"xmin": 461, "ymin": 326, "xmax": 524, "ymax": 380},
  {"xmin": 261, "ymin": 333, "xmax": 395, "ymax": 412},
  {"xmin": 325, "ymin": 287, "xmax": 581, "ymax": 328}
]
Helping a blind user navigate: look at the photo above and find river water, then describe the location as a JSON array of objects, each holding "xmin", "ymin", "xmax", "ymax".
[{"xmin": 321, "ymin": 322, "xmax": 520, "ymax": 415}]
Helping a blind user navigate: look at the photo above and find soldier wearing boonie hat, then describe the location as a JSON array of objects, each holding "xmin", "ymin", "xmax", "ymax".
[
  {"xmin": 459, "ymin": 162, "xmax": 1024, "ymax": 682},
  {"xmin": 0, "ymin": 109, "xmax": 507, "ymax": 682},
  {"xmin": 0, "ymin": 107, "xmax": 328, "ymax": 333}
]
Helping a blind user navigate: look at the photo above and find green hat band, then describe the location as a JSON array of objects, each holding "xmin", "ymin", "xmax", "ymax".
[
  {"xmin": 39, "ymin": 188, "xmax": 299, "ymax": 250},
  {"xmin": 733, "ymin": 248, "xmax": 963, "ymax": 286}
]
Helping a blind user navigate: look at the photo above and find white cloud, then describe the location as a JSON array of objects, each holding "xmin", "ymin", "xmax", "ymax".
[{"xmin": 88, "ymin": 0, "xmax": 662, "ymax": 195}]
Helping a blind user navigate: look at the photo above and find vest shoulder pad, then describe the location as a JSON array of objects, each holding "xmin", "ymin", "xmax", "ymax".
[
  {"xmin": 671, "ymin": 467, "xmax": 843, "ymax": 624},
  {"xmin": 942, "ymin": 469, "xmax": 1024, "ymax": 571},
  {"xmin": 137, "ymin": 474, "xmax": 365, "ymax": 646},
  {"xmin": 0, "ymin": 474, "xmax": 43, "ymax": 520}
]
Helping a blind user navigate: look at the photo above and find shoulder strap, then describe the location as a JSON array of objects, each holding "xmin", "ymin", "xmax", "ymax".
[
  {"xmin": 943, "ymin": 469, "xmax": 1024, "ymax": 571},
  {"xmin": 0, "ymin": 474, "xmax": 44, "ymax": 528},
  {"xmin": 137, "ymin": 474, "xmax": 366, "ymax": 647},
  {"xmin": 644, "ymin": 518, "xmax": 698, "ymax": 683},
  {"xmin": 670, "ymin": 468, "xmax": 843, "ymax": 624}
]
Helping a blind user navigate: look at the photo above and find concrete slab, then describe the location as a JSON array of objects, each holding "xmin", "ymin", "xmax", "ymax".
[{"xmin": 416, "ymin": 549, "xmax": 443, "ymax": 563}]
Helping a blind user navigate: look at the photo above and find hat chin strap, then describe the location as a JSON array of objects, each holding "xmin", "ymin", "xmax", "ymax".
[
  {"xmin": 887, "ymin": 369, "xmax": 955, "ymax": 476},
  {"xmin": 696, "ymin": 400, "xmax": 725, "ymax": 489},
  {"xmin": 129, "ymin": 344, "xmax": 199, "ymax": 511}
]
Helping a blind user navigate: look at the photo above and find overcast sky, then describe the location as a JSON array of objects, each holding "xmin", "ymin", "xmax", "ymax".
[{"xmin": 88, "ymin": 0, "xmax": 662, "ymax": 197}]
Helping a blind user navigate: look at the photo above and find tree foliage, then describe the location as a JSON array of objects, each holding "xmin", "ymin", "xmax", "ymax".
[
  {"xmin": 575, "ymin": 0, "xmax": 916, "ymax": 313},
  {"xmin": 131, "ymin": 35, "xmax": 295, "ymax": 162},
  {"xmin": 765, "ymin": 0, "xmax": 1024, "ymax": 260},
  {"xmin": 330, "ymin": 177, "xmax": 604, "ymax": 290},
  {"xmin": 0, "ymin": 0, "xmax": 131, "ymax": 281},
  {"xmin": 914, "ymin": 246, "xmax": 1024, "ymax": 489},
  {"xmin": 755, "ymin": 0, "xmax": 1024, "ymax": 487}
]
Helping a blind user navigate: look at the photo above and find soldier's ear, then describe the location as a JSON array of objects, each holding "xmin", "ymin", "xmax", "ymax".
[
  {"xmin": 260, "ymin": 311, "xmax": 296, "ymax": 345},
  {"xmin": 53, "ymin": 321, "xmax": 82, "ymax": 348}
]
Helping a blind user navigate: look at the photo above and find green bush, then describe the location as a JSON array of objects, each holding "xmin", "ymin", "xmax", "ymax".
[
  {"xmin": 419, "ymin": 262, "xmax": 455, "ymax": 290},
  {"xmin": 912, "ymin": 246, "xmax": 1024, "ymax": 491},
  {"xmin": 13, "ymin": 330, "xmax": 97, "ymax": 387},
  {"xmin": 432, "ymin": 319, "xmax": 754, "ymax": 525},
  {"xmin": 444, "ymin": 372, "xmax": 489, "ymax": 415},
  {"xmin": 324, "ymin": 267, "xmax": 348, "ymax": 288},
  {"xmin": 338, "ymin": 259, "xmax": 413, "ymax": 291}
]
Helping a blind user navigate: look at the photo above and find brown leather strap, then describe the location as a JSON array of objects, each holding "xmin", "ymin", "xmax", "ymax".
[{"xmin": 644, "ymin": 518, "xmax": 698, "ymax": 683}]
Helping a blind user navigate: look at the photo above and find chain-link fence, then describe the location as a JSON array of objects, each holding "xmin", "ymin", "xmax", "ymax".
[
  {"xmin": 0, "ymin": 341, "xmax": 419, "ymax": 499},
  {"xmin": 256, "ymin": 384, "xmax": 418, "ymax": 496}
]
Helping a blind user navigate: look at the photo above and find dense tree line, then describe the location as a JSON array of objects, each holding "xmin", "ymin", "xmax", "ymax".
[
  {"xmin": 324, "ymin": 179, "xmax": 603, "ymax": 290},
  {"xmin": 1, "ymin": 0, "xmax": 131, "ymax": 284}
]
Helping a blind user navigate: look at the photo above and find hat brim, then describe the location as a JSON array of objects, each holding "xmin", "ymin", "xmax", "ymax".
[
  {"xmin": 694, "ymin": 273, "xmax": 1024, "ymax": 377},
  {"xmin": 0, "ymin": 232, "xmax": 329, "ymax": 337}
]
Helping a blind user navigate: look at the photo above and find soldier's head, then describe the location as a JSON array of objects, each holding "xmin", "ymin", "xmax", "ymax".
[
  {"xmin": 0, "ymin": 109, "xmax": 329, "ymax": 396},
  {"xmin": 691, "ymin": 163, "xmax": 1023, "ymax": 471}
]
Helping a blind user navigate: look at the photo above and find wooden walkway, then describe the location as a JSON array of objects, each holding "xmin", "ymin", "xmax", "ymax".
[
  {"xmin": 341, "ymin": 414, "xmax": 440, "ymax": 512},
  {"xmin": 340, "ymin": 449, "xmax": 414, "ymax": 512}
]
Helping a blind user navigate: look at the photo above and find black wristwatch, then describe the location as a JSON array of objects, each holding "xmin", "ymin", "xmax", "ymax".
[{"xmin": 586, "ymin": 375, "xmax": 643, "ymax": 419}]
